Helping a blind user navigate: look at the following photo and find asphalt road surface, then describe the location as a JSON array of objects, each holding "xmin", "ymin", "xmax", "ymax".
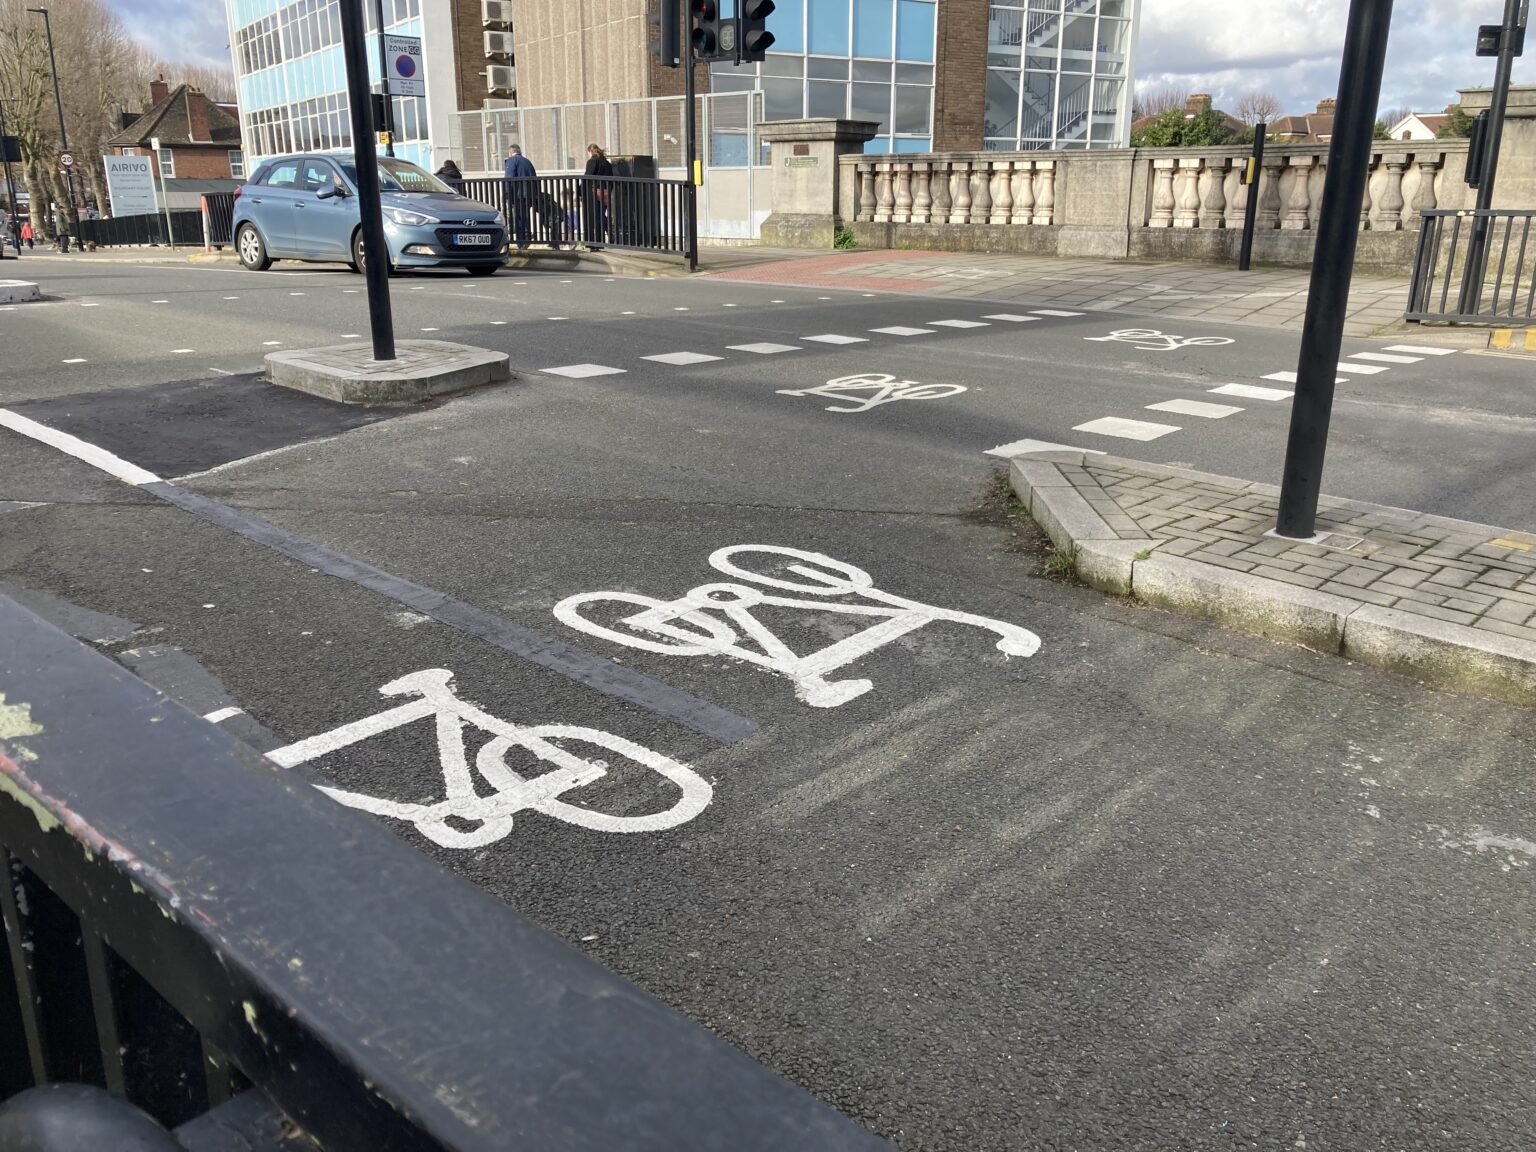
[{"xmin": 3, "ymin": 257, "xmax": 1535, "ymax": 1151}]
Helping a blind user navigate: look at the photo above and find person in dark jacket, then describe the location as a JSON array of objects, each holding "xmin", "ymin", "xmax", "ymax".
[
  {"xmin": 502, "ymin": 145, "xmax": 536, "ymax": 249},
  {"xmin": 582, "ymin": 143, "xmax": 613, "ymax": 250},
  {"xmin": 435, "ymin": 159, "xmax": 463, "ymax": 183}
]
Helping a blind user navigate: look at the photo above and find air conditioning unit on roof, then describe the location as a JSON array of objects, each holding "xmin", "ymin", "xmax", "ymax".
[
  {"xmin": 481, "ymin": 0, "xmax": 512, "ymax": 27},
  {"xmin": 486, "ymin": 65, "xmax": 516, "ymax": 94},
  {"xmin": 484, "ymin": 31, "xmax": 514, "ymax": 57}
]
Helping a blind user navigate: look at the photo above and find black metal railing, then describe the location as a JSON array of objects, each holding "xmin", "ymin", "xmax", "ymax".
[
  {"xmin": 450, "ymin": 174, "xmax": 691, "ymax": 259},
  {"xmin": 203, "ymin": 192, "xmax": 236, "ymax": 248},
  {"xmin": 0, "ymin": 593, "xmax": 888, "ymax": 1151},
  {"xmin": 76, "ymin": 210, "xmax": 203, "ymax": 249},
  {"xmin": 1407, "ymin": 208, "xmax": 1536, "ymax": 324}
]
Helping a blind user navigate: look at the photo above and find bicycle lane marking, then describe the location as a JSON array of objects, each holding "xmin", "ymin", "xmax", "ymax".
[{"xmin": 0, "ymin": 406, "xmax": 757, "ymax": 746}]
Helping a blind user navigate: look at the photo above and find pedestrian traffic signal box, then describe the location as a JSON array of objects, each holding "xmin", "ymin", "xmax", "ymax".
[
  {"xmin": 739, "ymin": 0, "xmax": 775, "ymax": 61},
  {"xmin": 691, "ymin": 0, "xmax": 721, "ymax": 59},
  {"xmin": 650, "ymin": 0, "xmax": 680, "ymax": 67}
]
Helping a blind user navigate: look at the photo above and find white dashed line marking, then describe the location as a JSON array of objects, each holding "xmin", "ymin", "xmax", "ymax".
[
  {"xmin": 1350, "ymin": 351, "xmax": 1421, "ymax": 364},
  {"xmin": 983, "ymin": 314, "xmax": 1042, "ymax": 322},
  {"xmin": 929, "ymin": 319, "xmax": 989, "ymax": 328},
  {"xmin": 1031, "ymin": 309, "xmax": 1084, "ymax": 317},
  {"xmin": 1146, "ymin": 398, "xmax": 1244, "ymax": 419},
  {"xmin": 985, "ymin": 438, "xmax": 1106, "ymax": 458},
  {"xmin": 171, "ymin": 348, "xmax": 194, "ymax": 354},
  {"xmin": 263, "ymin": 340, "xmax": 282, "ymax": 345},
  {"xmin": 1210, "ymin": 383, "xmax": 1293, "ymax": 401},
  {"xmin": 61, "ymin": 358, "xmax": 86, "ymax": 364},
  {"xmin": 0, "ymin": 409, "xmax": 163, "ymax": 486},
  {"xmin": 223, "ymin": 296, "xmax": 239, "ymax": 300},
  {"xmin": 421, "ymin": 327, "xmax": 440, "ymax": 331},
  {"xmin": 1073, "ymin": 416, "xmax": 1181, "ymax": 441},
  {"xmin": 289, "ymin": 292, "xmax": 305, "ymax": 296},
  {"xmin": 1384, "ymin": 344, "xmax": 1458, "ymax": 355},
  {"xmin": 728, "ymin": 342, "xmax": 800, "ymax": 354},
  {"xmin": 673, "ymin": 306, "xmax": 690, "ymax": 311},
  {"xmin": 542, "ymin": 363, "xmax": 627, "ymax": 378},
  {"xmin": 643, "ymin": 351, "xmax": 724, "ymax": 365},
  {"xmin": 1263, "ymin": 371, "xmax": 1344, "ymax": 384},
  {"xmin": 547, "ymin": 316, "xmax": 568, "ymax": 320},
  {"xmin": 490, "ymin": 320, "xmax": 507, "ymax": 325},
  {"xmin": 870, "ymin": 326, "xmax": 934, "ymax": 336},
  {"xmin": 203, "ymin": 706, "xmax": 245, "ymax": 724},
  {"xmin": 803, "ymin": 334, "xmax": 867, "ymax": 344},
  {"xmin": 1332, "ymin": 362, "xmax": 1390, "ymax": 375},
  {"xmin": 770, "ymin": 299, "xmax": 785, "ymax": 303},
  {"xmin": 341, "ymin": 333, "xmax": 361, "ymax": 338}
]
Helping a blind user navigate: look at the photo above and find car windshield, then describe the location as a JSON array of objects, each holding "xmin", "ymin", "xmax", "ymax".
[{"xmin": 338, "ymin": 158, "xmax": 454, "ymax": 195}]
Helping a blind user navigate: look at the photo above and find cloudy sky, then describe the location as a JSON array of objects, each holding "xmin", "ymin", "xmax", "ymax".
[{"xmin": 118, "ymin": 0, "xmax": 1531, "ymax": 116}]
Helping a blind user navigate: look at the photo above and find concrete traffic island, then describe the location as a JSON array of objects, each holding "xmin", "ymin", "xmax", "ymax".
[
  {"xmin": 1011, "ymin": 450, "xmax": 1536, "ymax": 707},
  {"xmin": 265, "ymin": 339, "xmax": 511, "ymax": 404},
  {"xmin": 0, "ymin": 280, "xmax": 41, "ymax": 305}
]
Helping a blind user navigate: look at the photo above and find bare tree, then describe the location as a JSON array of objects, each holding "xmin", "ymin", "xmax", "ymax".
[
  {"xmin": 1377, "ymin": 106, "xmax": 1414, "ymax": 130},
  {"xmin": 1133, "ymin": 84, "xmax": 1188, "ymax": 120},
  {"xmin": 1233, "ymin": 91, "xmax": 1282, "ymax": 127}
]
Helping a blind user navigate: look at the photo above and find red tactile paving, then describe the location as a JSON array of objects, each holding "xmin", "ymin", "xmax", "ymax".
[{"xmin": 707, "ymin": 249, "xmax": 948, "ymax": 293}]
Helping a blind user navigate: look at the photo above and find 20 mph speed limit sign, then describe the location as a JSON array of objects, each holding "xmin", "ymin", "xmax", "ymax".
[{"xmin": 58, "ymin": 152, "xmax": 74, "ymax": 170}]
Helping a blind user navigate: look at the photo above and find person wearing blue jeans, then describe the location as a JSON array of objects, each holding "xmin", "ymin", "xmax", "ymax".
[{"xmin": 502, "ymin": 144, "xmax": 536, "ymax": 249}]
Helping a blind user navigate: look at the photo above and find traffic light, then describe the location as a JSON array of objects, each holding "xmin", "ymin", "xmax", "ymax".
[
  {"xmin": 739, "ymin": 0, "xmax": 775, "ymax": 62},
  {"xmin": 650, "ymin": 0, "xmax": 680, "ymax": 68},
  {"xmin": 690, "ymin": 0, "xmax": 722, "ymax": 60}
]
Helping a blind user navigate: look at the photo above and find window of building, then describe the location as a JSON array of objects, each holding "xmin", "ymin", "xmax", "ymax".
[
  {"xmin": 158, "ymin": 149, "xmax": 174, "ymax": 178},
  {"xmin": 808, "ymin": 0, "xmax": 850, "ymax": 55},
  {"xmin": 229, "ymin": 150, "xmax": 246, "ymax": 179}
]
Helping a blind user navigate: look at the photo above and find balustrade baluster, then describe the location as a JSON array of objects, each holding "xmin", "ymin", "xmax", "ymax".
[
  {"xmin": 1032, "ymin": 161, "xmax": 1055, "ymax": 225},
  {"xmin": 893, "ymin": 162, "xmax": 913, "ymax": 224},
  {"xmin": 1174, "ymin": 158, "xmax": 1202, "ymax": 228},
  {"xmin": 858, "ymin": 163, "xmax": 877, "ymax": 222},
  {"xmin": 910, "ymin": 161, "xmax": 932, "ymax": 224},
  {"xmin": 874, "ymin": 162, "xmax": 895, "ymax": 223},
  {"xmin": 1011, "ymin": 160, "xmax": 1034, "ymax": 225},
  {"xmin": 1281, "ymin": 155, "xmax": 1315, "ymax": 230},
  {"xmin": 950, "ymin": 160, "xmax": 972, "ymax": 224},
  {"xmin": 1149, "ymin": 158, "xmax": 1177, "ymax": 228}
]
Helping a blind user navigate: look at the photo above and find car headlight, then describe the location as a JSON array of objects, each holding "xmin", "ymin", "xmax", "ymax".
[
  {"xmin": 384, "ymin": 207, "xmax": 439, "ymax": 227},
  {"xmin": 494, "ymin": 210, "xmax": 507, "ymax": 230}
]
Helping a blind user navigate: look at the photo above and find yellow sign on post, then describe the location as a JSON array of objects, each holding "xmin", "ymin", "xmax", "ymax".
[
  {"xmin": 1244, "ymin": 156, "xmax": 1258, "ymax": 184},
  {"xmin": 692, "ymin": 159, "xmax": 703, "ymax": 186},
  {"xmin": 377, "ymin": 131, "xmax": 393, "ymax": 146}
]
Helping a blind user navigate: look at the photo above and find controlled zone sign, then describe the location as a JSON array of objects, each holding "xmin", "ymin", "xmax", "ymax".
[
  {"xmin": 103, "ymin": 153, "xmax": 158, "ymax": 216},
  {"xmin": 385, "ymin": 34, "xmax": 424, "ymax": 96}
]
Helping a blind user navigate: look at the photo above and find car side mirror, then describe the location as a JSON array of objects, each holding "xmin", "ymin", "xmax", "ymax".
[{"xmin": 316, "ymin": 183, "xmax": 347, "ymax": 200}]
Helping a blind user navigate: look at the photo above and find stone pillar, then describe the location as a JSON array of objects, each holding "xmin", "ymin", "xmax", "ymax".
[
  {"xmin": 1281, "ymin": 155, "xmax": 1314, "ymax": 230},
  {"xmin": 1011, "ymin": 160, "xmax": 1034, "ymax": 225},
  {"xmin": 1174, "ymin": 158, "xmax": 1202, "ymax": 228},
  {"xmin": 1373, "ymin": 154, "xmax": 1407, "ymax": 232},
  {"xmin": 1225, "ymin": 157, "xmax": 1247, "ymax": 231},
  {"xmin": 1199, "ymin": 159, "xmax": 1227, "ymax": 229},
  {"xmin": 892, "ymin": 162, "xmax": 913, "ymax": 223},
  {"xmin": 1257, "ymin": 157, "xmax": 1285, "ymax": 229},
  {"xmin": 1032, "ymin": 161, "xmax": 1055, "ymax": 225},
  {"xmin": 858, "ymin": 163, "xmax": 877, "ymax": 221},
  {"xmin": 950, "ymin": 160, "xmax": 972, "ymax": 224},
  {"xmin": 758, "ymin": 118, "xmax": 881, "ymax": 248},
  {"xmin": 930, "ymin": 161, "xmax": 953, "ymax": 220},
  {"xmin": 874, "ymin": 162, "xmax": 895, "ymax": 222},
  {"xmin": 910, "ymin": 161, "xmax": 932, "ymax": 224},
  {"xmin": 969, "ymin": 159, "xmax": 992, "ymax": 223},
  {"xmin": 1149, "ymin": 158, "xmax": 1177, "ymax": 228},
  {"xmin": 990, "ymin": 160, "xmax": 1013, "ymax": 224},
  {"xmin": 1410, "ymin": 156, "xmax": 1440, "ymax": 227},
  {"xmin": 1359, "ymin": 160, "xmax": 1375, "ymax": 231}
]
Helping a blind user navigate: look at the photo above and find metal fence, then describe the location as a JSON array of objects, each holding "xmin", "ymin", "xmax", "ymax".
[
  {"xmin": 203, "ymin": 193, "xmax": 236, "ymax": 248},
  {"xmin": 0, "ymin": 592, "xmax": 888, "ymax": 1150},
  {"xmin": 76, "ymin": 211, "xmax": 203, "ymax": 249},
  {"xmin": 451, "ymin": 173, "xmax": 692, "ymax": 259},
  {"xmin": 1407, "ymin": 209, "xmax": 1536, "ymax": 324}
]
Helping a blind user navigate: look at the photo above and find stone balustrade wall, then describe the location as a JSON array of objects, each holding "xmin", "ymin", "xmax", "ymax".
[{"xmin": 840, "ymin": 142, "xmax": 1487, "ymax": 273}]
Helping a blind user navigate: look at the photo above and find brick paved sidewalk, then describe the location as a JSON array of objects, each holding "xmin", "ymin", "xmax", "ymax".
[
  {"xmin": 1010, "ymin": 451, "xmax": 1536, "ymax": 706},
  {"xmin": 710, "ymin": 249, "xmax": 1415, "ymax": 338}
]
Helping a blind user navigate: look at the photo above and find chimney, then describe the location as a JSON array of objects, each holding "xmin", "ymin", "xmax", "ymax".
[
  {"xmin": 150, "ymin": 74, "xmax": 169, "ymax": 107},
  {"xmin": 186, "ymin": 87, "xmax": 210, "ymax": 143},
  {"xmin": 1316, "ymin": 97, "xmax": 1336, "ymax": 114},
  {"xmin": 1186, "ymin": 93, "xmax": 1213, "ymax": 116}
]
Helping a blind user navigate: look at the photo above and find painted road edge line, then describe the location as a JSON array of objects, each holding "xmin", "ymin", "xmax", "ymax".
[{"xmin": 0, "ymin": 408, "xmax": 164, "ymax": 486}]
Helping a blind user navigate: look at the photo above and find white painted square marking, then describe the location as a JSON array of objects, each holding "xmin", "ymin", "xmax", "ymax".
[
  {"xmin": 985, "ymin": 438, "xmax": 1106, "ymax": 458},
  {"xmin": 171, "ymin": 348, "xmax": 194, "ymax": 354},
  {"xmin": 1332, "ymin": 361, "xmax": 1389, "ymax": 375},
  {"xmin": 870, "ymin": 325, "xmax": 935, "ymax": 336},
  {"xmin": 982, "ymin": 314, "xmax": 1042, "ymax": 322},
  {"xmin": 728, "ymin": 342, "xmax": 800, "ymax": 354},
  {"xmin": 1350, "ymin": 351, "xmax": 1421, "ymax": 364},
  {"xmin": 1383, "ymin": 344, "xmax": 1458, "ymax": 356},
  {"xmin": 263, "ymin": 340, "xmax": 282, "ymax": 346},
  {"xmin": 223, "ymin": 296, "xmax": 239, "ymax": 300},
  {"xmin": 723, "ymin": 303, "xmax": 738, "ymax": 307},
  {"xmin": 547, "ymin": 316, "xmax": 568, "ymax": 320},
  {"xmin": 929, "ymin": 319, "xmax": 989, "ymax": 328},
  {"xmin": 673, "ymin": 306, "xmax": 690, "ymax": 311},
  {"xmin": 490, "ymin": 320, "xmax": 507, "ymax": 325},
  {"xmin": 410, "ymin": 286, "xmax": 425, "ymax": 291},
  {"xmin": 542, "ymin": 363, "xmax": 627, "ymax": 378},
  {"xmin": 289, "ymin": 292, "xmax": 305, "ymax": 296},
  {"xmin": 341, "ymin": 333, "xmax": 361, "ymax": 338},
  {"xmin": 1031, "ymin": 309, "xmax": 1084, "ymax": 317},
  {"xmin": 643, "ymin": 351, "xmax": 725, "ymax": 365},
  {"xmin": 770, "ymin": 299, "xmax": 785, "ymax": 304},
  {"xmin": 1146, "ymin": 398, "xmax": 1244, "ymax": 419},
  {"xmin": 1073, "ymin": 416, "xmax": 1181, "ymax": 441},
  {"xmin": 1263, "ymin": 371, "xmax": 1345, "ymax": 384},
  {"xmin": 1210, "ymin": 383, "xmax": 1293, "ymax": 401},
  {"xmin": 803, "ymin": 334, "xmax": 868, "ymax": 344},
  {"xmin": 421, "ymin": 327, "xmax": 440, "ymax": 331},
  {"xmin": 621, "ymin": 311, "xmax": 635, "ymax": 315},
  {"xmin": 61, "ymin": 358, "xmax": 86, "ymax": 364},
  {"xmin": 203, "ymin": 706, "xmax": 244, "ymax": 724}
]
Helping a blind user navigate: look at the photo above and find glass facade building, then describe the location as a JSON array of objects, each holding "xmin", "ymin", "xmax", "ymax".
[
  {"xmin": 983, "ymin": 0, "xmax": 1136, "ymax": 150},
  {"xmin": 710, "ymin": 0, "xmax": 938, "ymax": 154},
  {"xmin": 226, "ymin": 0, "xmax": 431, "ymax": 167}
]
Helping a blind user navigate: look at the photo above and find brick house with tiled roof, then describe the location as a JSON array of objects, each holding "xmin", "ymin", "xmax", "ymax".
[
  {"xmin": 1271, "ymin": 98, "xmax": 1336, "ymax": 144},
  {"xmin": 107, "ymin": 78, "xmax": 245, "ymax": 182},
  {"xmin": 1129, "ymin": 94, "xmax": 1246, "ymax": 141}
]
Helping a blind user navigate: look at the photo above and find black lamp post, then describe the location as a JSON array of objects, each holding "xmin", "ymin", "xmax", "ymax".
[{"xmin": 27, "ymin": 7, "xmax": 79, "ymax": 241}]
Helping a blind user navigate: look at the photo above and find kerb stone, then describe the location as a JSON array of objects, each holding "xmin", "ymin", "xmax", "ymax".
[
  {"xmin": 1133, "ymin": 554, "xmax": 1357, "ymax": 651},
  {"xmin": 0, "ymin": 280, "xmax": 41, "ymax": 305},
  {"xmin": 1343, "ymin": 604, "xmax": 1536, "ymax": 707},
  {"xmin": 266, "ymin": 339, "xmax": 512, "ymax": 404}
]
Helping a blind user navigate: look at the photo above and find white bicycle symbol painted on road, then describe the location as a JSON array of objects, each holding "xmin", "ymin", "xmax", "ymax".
[
  {"xmin": 777, "ymin": 373, "xmax": 967, "ymax": 414},
  {"xmin": 554, "ymin": 546, "xmax": 1040, "ymax": 708},
  {"xmin": 267, "ymin": 669, "xmax": 712, "ymax": 848},
  {"xmin": 1083, "ymin": 328, "xmax": 1235, "ymax": 352}
]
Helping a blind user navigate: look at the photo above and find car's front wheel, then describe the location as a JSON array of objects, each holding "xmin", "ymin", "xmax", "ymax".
[
  {"xmin": 236, "ymin": 223, "xmax": 271, "ymax": 271},
  {"xmin": 350, "ymin": 229, "xmax": 393, "ymax": 276}
]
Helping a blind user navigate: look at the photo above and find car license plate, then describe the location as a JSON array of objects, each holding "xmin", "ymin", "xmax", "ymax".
[{"xmin": 454, "ymin": 232, "xmax": 493, "ymax": 246}]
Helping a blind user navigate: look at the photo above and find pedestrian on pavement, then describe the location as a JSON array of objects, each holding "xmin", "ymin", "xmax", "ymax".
[
  {"xmin": 435, "ymin": 158, "xmax": 463, "ymax": 183},
  {"xmin": 0, "ymin": 207, "xmax": 9, "ymax": 259},
  {"xmin": 20, "ymin": 219, "xmax": 33, "ymax": 250},
  {"xmin": 582, "ymin": 143, "xmax": 613, "ymax": 250},
  {"xmin": 502, "ymin": 144, "xmax": 536, "ymax": 250}
]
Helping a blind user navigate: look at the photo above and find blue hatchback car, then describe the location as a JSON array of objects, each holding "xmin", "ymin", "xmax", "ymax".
[{"xmin": 232, "ymin": 154, "xmax": 507, "ymax": 275}]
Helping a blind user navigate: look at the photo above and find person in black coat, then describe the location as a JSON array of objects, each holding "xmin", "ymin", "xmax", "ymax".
[
  {"xmin": 582, "ymin": 144, "xmax": 613, "ymax": 249},
  {"xmin": 435, "ymin": 159, "xmax": 463, "ymax": 183}
]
